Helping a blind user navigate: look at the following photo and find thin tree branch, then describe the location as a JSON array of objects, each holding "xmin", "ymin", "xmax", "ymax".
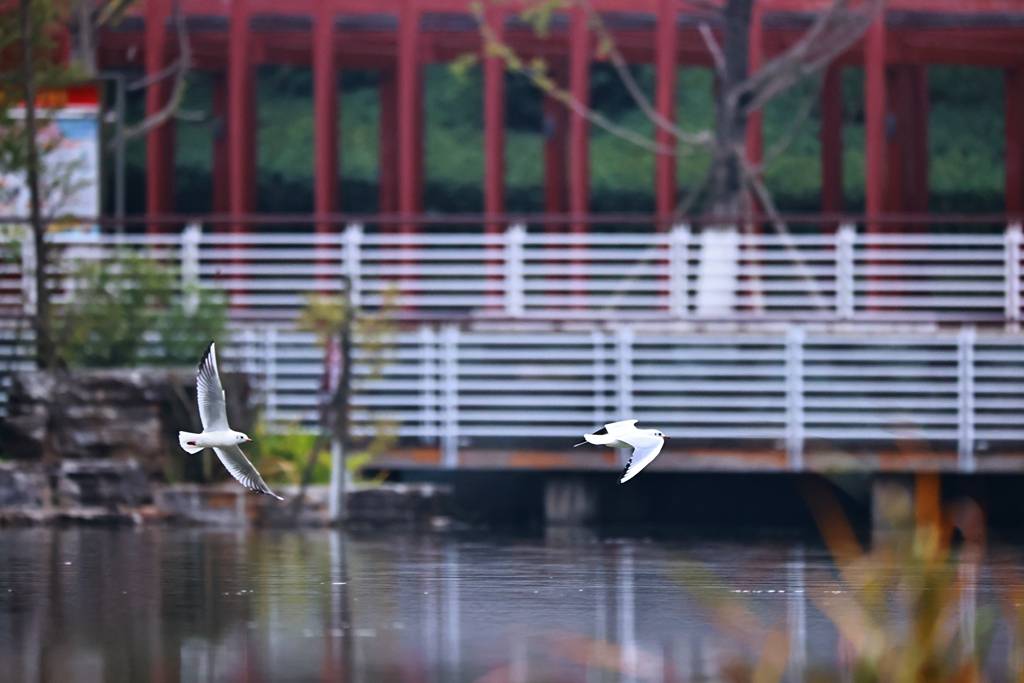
[
  {"xmin": 741, "ymin": 156, "xmax": 829, "ymax": 310},
  {"xmin": 115, "ymin": 0, "xmax": 190, "ymax": 145},
  {"xmin": 698, "ymin": 23, "xmax": 727, "ymax": 78},
  {"xmin": 733, "ymin": 0, "xmax": 882, "ymax": 116},
  {"xmin": 476, "ymin": 15, "xmax": 682, "ymax": 155},
  {"xmin": 578, "ymin": 0, "xmax": 714, "ymax": 148},
  {"xmin": 755, "ymin": 74, "xmax": 823, "ymax": 172},
  {"xmin": 672, "ymin": 164, "xmax": 713, "ymax": 220}
]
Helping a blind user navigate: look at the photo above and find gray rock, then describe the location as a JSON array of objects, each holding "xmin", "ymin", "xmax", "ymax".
[
  {"xmin": 0, "ymin": 368, "xmax": 253, "ymax": 477},
  {"xmin": 155, "ymin": 485, "xmax": 248, "ymax": 525},
  {"xmin": 345, "ymin": 483, "xmax": 452, "ymax": 524},
  {"xmin": 53, "ymin": 459, "xmax": 152, "ymax": 507},
  {"xmin": 0, "ymin": 462, "xmax": 49, "ymax": 508}
]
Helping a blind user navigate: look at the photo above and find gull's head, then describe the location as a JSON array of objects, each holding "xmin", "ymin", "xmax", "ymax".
[
  {"xmin": 235, "ymin": 432, "xmax": 253, "ymax": 443},
  {"xmin": 652, "ymin": 430, "xmax": 669, "ymax": 439}
]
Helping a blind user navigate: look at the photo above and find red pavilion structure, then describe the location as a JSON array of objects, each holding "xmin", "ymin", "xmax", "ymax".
[{"xmin": 94, "ymin": 0, "xmax": 1024, "ymax": 230}]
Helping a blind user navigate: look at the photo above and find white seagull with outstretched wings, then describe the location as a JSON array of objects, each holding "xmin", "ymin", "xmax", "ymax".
[
  {"xmin": 178, "ymin": 342, "xmax": 283, "ymax": 500},
  {"xmin": 575, "ymin": 419, "xmax": 669, "ymax": 483}
]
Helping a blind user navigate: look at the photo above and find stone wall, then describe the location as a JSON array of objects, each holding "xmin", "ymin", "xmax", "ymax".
[{"xmin": 0, "ymin": 368, "xmax": 253, "ymax": 476}]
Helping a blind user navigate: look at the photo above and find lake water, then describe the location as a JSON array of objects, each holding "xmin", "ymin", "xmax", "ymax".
[{"xmin": 0, "ymin": 526, "xmax": 1021, "ymax": 682}]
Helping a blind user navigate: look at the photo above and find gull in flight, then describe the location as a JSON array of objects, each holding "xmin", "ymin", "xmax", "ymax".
[
  {"xmin": 178, "ymin": 342, "xmax": 283, "ymax": 500},
  {"xmin": 575, "ymin": 419, "xmax": 669, "ymax": 484}
]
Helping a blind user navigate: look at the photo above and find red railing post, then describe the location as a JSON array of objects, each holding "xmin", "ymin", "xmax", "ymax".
[
  {"xmin": 228, "ymin": 0, "xmax": 253, "ymax": 233},
  {"xmin": 568, "ymin": 4, "xmax": 590, "ymax": 235},
  {"xmin": 398, "ymin": 0, "xmax": 421, "ymax": 233},
  {"xmin": 655, "ymin": 0, "xmax": 677, "ymax": 227},
  {"xmin": 313, "ymin": 0, "xmax": 338, "ymax": 235},
  {"xmin": 1006, "ymin": 68, "xmax": 1024, "ymax": 216},
  {"xmin": 145, "ymin": 0, "xmax": 173, "ymax": 232},
  {"xmin": 864, "ymin": 9, "xmax": 886, "ymax": 235},
  {"xmin": 821, "ymin": 63, "xmax": 843, "ymax": 220}
]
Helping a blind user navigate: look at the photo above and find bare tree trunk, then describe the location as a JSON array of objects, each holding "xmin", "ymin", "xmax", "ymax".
[
  {"xmin": 19, "ymin": 0, "xmax": 55, "ymax": 369},
  {"xmin": 292, "ymin": 277, "xmax": 353, "ymax": 522},
  {"xmin": 708, "ymin": 0, "xmax": 753, "ymax": 217},
  {"xmin": 74, "ymin": 0, "xmax": 96, "ymax": 76}
]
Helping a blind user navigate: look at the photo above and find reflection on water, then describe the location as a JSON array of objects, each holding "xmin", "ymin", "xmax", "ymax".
[{"xmin": 0, "ymin": 526, "xmax": 1020, "ymax": 682}]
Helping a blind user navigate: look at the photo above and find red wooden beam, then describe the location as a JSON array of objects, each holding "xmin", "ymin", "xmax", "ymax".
[
  {"xmin": 145, "ymin": 0, "xmax": 173, "ymax": 230},
  {"xmin": 821, "ymin": 63, "xmax": 843, "ymax": 215},
  {"xmin": 568, "ymin": 5, "xmax": 590, "ymax": 231},
  {"xmin": 313, "ymin": 0, "xmax": 339, "ymax": 230},
  {"xmin": 228, "ymin": 0, "xmax": 253, "ymax": 230},
  {"xmin": 864, "ymin": 10, "xmax": 886, "ymax": 232},
  {"xmin": 654, "ymin": 0, "xmax": 677, "ymax": 225},
  {"xmin": 397, "ymin": 0, "xmax": 420, "ymax": 228},
  {"xmin": 1006, "ymin": 67, "xmax": 1024, "ymax": 215},
  {"xmin": 379, "ymin": 69, "xmax": 398, "ymax": 213},
  {"xmin": 483, "ymin": 5, "xmax": 506, "ymax": 231}
]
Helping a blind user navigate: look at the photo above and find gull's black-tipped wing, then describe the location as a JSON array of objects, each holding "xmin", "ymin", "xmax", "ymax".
[
  {"xmin": 617, "ymin": 433, "xmax": 665, "ymax": 484},
  {"xmin": 213, "ymin": 444, "xmax": 283, "ymax": 500},
  {"xmin": 197, "ymin": 341, "xmax": 229, "ymax": 431}
]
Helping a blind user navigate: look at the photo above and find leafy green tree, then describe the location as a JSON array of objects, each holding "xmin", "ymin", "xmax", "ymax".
[
  {"xmin": 54, "ymin": 252, "xmax": 227, "ymax": 367},
  {"xmin": 0, "ymin": 0, "xmax": 190, "ymax": 368}
]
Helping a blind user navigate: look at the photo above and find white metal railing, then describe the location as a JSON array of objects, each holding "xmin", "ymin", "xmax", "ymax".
[
  {"xmin": 228, "ymin": 325, "xmax": 1024, "ymax": 470},
  {"xmin": 3, "ymin": 225, "xmax": 1024, "ymax": 470},
  {"xmin": 2, "ymin": 320, "xmax": 1024, "ymax": 469},
  {"xmin": 2, "ymin": 223, "xmax": 1023, "ymax": 324}
]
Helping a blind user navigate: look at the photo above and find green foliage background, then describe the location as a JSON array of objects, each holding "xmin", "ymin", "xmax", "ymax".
[{"xmin": 112, "ymin": 64, "xmax": 1005, "ymax": 216}]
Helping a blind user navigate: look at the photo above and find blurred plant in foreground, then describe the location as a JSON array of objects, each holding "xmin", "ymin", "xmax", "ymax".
[
  {"xmin": 54, "ymin": 251, "xmax": 227, "ymax": 367},
  {"xmin": 799, "ymin": 474, "xmax": 991, "ymax": 683}
]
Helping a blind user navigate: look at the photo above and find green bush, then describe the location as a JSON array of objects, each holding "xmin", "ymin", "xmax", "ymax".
[
  {"xmin": 54, "ymin": 252, "xmax": 227, "ymax": 367},
  {"xmin": 245, "ymin": 422, "xmax": 325, "ymax": 484}
]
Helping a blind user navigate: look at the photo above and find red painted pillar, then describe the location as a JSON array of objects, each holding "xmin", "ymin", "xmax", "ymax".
[
  {"xmin": 1007, "ymin": 68, "xmax": 1024, "ymax": 216},
  {"xmin": 228, "ymin": 0, "xmax": 253, "ymax": 232},
  {"xmin": 379, "ymin": 71, "xmax": 397, "ymax": 213},
  {"xmin": 397, "ymin": 0, "xmax": 421, "ymax": 230},
  {"xmin": 543, "ymin": 64, "xmax": 568, "ymax": 225},
  {"xmin": 864, "ymin": 10, "xmax": 886, "ymax": 233},
  {"xmin": 413, "ymin": 59, "xmax": 425, "ymax": 215},
  {"xmin": 212, "ymin": 75, "xmax": 229, "ymax": 213},
  {"xmin": 483, "ymin": 5, "xmax": 505, "ymax": 231},
  {"xmin": 379, "ymin": 69, "xmax": 398, "ymax": 213},
  {"xmin": 909, "ymin": 65, "xmax": 929, "ymax": 215},
  {"xmin": 145, "ymin": 0, "xmax": 173, "ymax": 230},
  {"xmin": 885, "ymin": 65, "xmax": 928, "ymax": 227},
  {"xmin": 745, "ymin": 0, "xmax": 764, "ymax": 175},
  {"xmin": 313, "ymin": 0, "xmax": 338, "ymax": 231},
  {"xmin": 884, "ymin": 68, "xmax": 905, "ymax": 219},
  {"xmin": 568, "ymin": 5, "xmax": 590, "ymax": 232},
  {"xmin": 821, "ymin": 64, "xmax": 843, "ymax": 217},
  {"xmin": 654, "ymin": 0, "xmax": 677, "ymax": 226}
]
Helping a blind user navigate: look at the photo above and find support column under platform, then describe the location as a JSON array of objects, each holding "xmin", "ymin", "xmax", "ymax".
[{"xmin": 544, "ymin": 476, "xmax": 599, "ymax": 526}]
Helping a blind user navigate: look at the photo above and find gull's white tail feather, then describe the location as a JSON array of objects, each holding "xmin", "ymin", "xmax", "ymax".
[{"xmin": 179, "ymin": 431, "xmax": 204, "ymax": 454}]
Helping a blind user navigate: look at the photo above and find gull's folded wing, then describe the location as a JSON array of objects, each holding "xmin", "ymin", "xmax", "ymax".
[
  {"xmin": 197, "ymin": 342, "xmax": 230, "ymax": 431},
  {"xmin": 598, "ymin": 419, "xmax": 639, "ymax": 436},
  {"xmin": 617, "ymin": 433, "xmax": 665, "ymax": 484},
  {"xmin": 213, "ymin": 445, "xmax": 283, "ymax": 500}
]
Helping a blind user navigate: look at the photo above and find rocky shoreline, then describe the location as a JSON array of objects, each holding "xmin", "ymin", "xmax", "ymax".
[{"xmin": 0, "ymin": 459, "xmax": 453, "ymax": 527}]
